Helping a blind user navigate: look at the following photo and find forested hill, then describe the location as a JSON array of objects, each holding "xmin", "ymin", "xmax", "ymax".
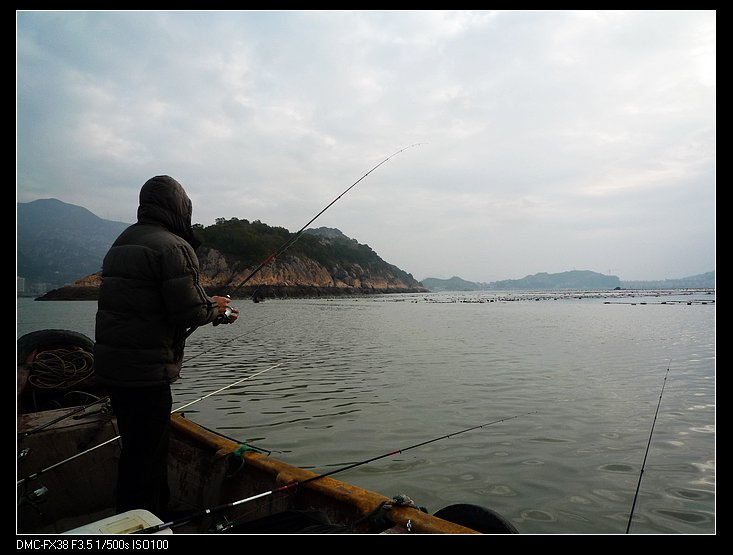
[{"xmin": 191, "ymin": 219, "xmax": 425, "ymax": 296}]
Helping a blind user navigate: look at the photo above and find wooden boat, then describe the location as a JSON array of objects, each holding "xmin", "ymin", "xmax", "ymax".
[{"xmin": 17, "ymin": 329, "xmax": 518, "ymax": 535}]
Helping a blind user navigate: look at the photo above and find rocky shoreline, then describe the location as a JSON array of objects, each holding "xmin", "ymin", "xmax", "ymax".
[{"xmin": 35, "ymin": 280, "xmax": 428, "ymax": 301}]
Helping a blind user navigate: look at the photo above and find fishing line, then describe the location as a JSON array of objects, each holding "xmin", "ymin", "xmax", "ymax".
[
  {"xmin": 16, "ymin": 363, "xmax": 283, "ymax": 487},
  {"xmin": 181, "ymin": 314, "xmax": 286, "ymax": 365},
  {"xmin": 136, "ymin": 410, "xmax": 537, "ymax": 534},
  {"xmin": 625, "ymin": 363, "xmax": 670, "ymax": 534},
  {"xmin": 182, "ymin": 143, "xmax": 425, "ymax": 341}
]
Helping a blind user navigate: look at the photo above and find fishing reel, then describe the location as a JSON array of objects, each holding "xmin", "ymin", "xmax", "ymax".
[
  {"xmin": 18, "ymin": 485, "xmax": 49, "ymax": 509},
  {"xmin": 213, "ymin": 306, "xmax": 235, "ymax": 326}
]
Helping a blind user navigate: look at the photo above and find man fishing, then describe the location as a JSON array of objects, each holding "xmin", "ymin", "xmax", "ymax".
[{"xmin": 94, "ymin": 175, "xmax": 239, "ymax": 519}]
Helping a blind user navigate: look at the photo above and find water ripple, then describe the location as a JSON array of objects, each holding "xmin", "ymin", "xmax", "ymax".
[
  {"xmin": 519, "ymin": 509, "xmax": 556, "ymax": 522},
  {"xmin": 17, "ymin": 292, "xmax": 715, "ymax": 534},
  {"xmin": 653, "ymin": 509, "xmax": 713, "ymax": 525}
]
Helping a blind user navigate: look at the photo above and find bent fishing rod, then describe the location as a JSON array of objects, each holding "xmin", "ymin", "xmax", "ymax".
[
  {"xmin": 183, "ymin": 143, "xmax": 425, "ymax": 340},
  {"xmin": 625, "ymin": 363, "xmax": 670, "ymax": 534},
  {"xmin": 16, "ymin": 363, "xmax": 283, "ymax": 487},
  {"xmin": 137, "ymin": 410, "xmax": 537, "ymax": 534}
]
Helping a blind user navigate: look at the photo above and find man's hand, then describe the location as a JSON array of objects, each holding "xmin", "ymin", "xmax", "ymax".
[{"xmin": 211, "ymin": 295, "xmax": 239, "ymax": 325}]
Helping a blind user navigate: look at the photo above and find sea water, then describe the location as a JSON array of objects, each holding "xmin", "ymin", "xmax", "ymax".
[{"xmin": 16, "ymin": 290, "xmax": 715, "ymax": 534}]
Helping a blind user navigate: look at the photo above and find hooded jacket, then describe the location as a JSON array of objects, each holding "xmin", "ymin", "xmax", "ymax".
[{"xmin": 94, "ymin": 176, "xmax": 218, "ymax": 387}]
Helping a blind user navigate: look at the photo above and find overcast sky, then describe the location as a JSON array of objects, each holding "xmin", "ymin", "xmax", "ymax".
[{"xmin": 16, "ymin": 10, "xmax": 715, "ymax": 282}]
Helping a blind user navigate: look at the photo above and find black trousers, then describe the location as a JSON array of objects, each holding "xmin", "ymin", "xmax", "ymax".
[{"xmin": 106, "ymin": 384, "xmax": 172, "ymax": 517}]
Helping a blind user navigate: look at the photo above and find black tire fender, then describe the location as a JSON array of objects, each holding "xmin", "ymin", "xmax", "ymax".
[
  {"xmin": 17, "ymin": 329, "xmax": 95, "ymax": 365},
  {"xmin": 433, "ymin": 503, "xmax": 519, "ymax": 534}
]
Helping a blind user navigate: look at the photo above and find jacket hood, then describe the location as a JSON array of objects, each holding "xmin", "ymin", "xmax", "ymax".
[{"xmin": 137, "ymin": 175, "xmax": 201, "ymax": 249}]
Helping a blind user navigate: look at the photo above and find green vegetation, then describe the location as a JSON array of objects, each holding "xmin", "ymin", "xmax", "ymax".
[
  {"xmin": 195, "ymin": 219, "xmax": 419, "ymax": 284},
  {"xmin": 195, "ymin": 218, "xmax": 291, "ymax": 270}
]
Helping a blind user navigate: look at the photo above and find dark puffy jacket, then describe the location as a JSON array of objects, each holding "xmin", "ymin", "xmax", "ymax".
[{"xmin": 94, "ymin": 176, "xmax": 218, "ymax": 387}]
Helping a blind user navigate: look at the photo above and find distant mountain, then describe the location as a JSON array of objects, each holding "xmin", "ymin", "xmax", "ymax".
[
  {"xmin": 621, "ymin": 271, "xmax": 715, "ymax": 289},
  {"xmin": 422, "ymin": 271, "xmax": 619, "ymax": 291},
  {"xmin": 422, "ymin": 276, "xmax": 490, "ymax": 291},
  {"xmin": 422, "ymin": 270, "xmax": 715, "ymax": 291},
  {"xmin": 491, "ymin": 270, "xmax": 621, "ymax": 290},
  {"xmin": 17, "ymin": 199, "xmax": 130, "ymax": 291},
  {"xmin": 19, "ymin": 198, "xmax": 714, "ymax": 297}
]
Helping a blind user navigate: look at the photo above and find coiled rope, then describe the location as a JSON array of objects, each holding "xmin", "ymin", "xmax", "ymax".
[{"xmin": 27, "ymin": 347, "xmax": 95, "ymax": 389}]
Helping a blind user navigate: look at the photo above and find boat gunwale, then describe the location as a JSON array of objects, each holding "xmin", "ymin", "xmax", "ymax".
[{"xmin": 171, "ymin": 413, "xmax": 480, "ymax": 534}]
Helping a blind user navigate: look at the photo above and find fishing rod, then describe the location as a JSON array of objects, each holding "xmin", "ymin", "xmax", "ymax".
[
  {"xmin": 136, "ymin": 410, "xmax": 537, "ymax": 534},
  {"xmin": 16, "ymin": 363, "xmax": 283, "ymax": 487},
  {"xmin": 625, "ymin": 364, "xmax": 670, "ymax": 534},
  {"xmin": 170, "ymin": 362, "xmax": 279, "ymax": 413},
  {"xmin": 18, "ymin": 395, "xmax": 110, "ymax": 442},
  {"xmin": 183, "ymin": 143, "xmax": 425, "ymax": 340}
]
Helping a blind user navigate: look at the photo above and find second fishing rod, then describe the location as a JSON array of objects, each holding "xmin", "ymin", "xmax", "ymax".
[{"xmin": 136, "ymin": 410, "xmax": 537, "ymax": 534}]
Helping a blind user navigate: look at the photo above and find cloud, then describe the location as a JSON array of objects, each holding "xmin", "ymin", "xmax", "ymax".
[{"xmin": 17, "ymin": 10, "xmax": 715, "ymax": 281}]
